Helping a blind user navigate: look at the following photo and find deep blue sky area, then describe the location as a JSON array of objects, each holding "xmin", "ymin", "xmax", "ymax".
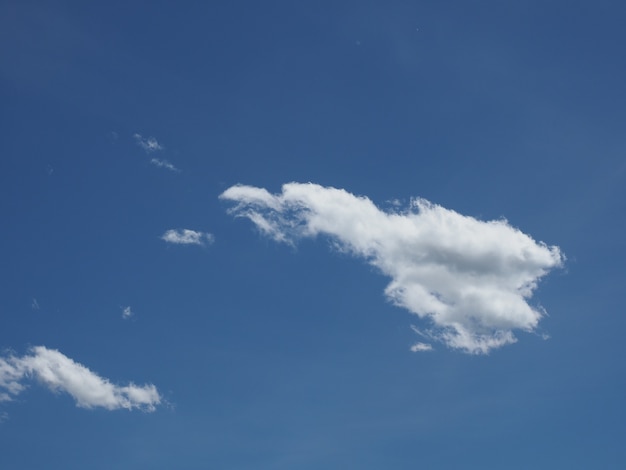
[{"xmin": 1, "ymin": 1, "xmax": 625, "ymax": 469}]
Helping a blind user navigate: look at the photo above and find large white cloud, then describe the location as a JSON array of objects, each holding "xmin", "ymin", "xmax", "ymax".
[
  {"xmin": 0, "ymin": 346, "xmax": 161, "ymax": 411},
  {"xmin": 220, "ymin": 182, "xmax": 564, "ymax": 354}
]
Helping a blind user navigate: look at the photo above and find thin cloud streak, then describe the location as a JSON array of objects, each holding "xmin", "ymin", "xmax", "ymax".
[
  {"xmin": 221, "ymin": 182, "xmax": 564, "ymax": 354},
  {"xmin": 150, "ymin": 158, "xmax": 180, "ymax": 172},
  {"xmin": 161, "ymin": 229, "xmax": 214, "ymax": 246},
  {"xmin": 0, "ymin": 347, "xmax": 161, "ymax": 411}
]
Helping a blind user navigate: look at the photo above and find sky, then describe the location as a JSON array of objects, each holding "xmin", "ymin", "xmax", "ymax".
[{"xmin": 1, "ymin": 1, "xmax": 625, "ymax": 468}]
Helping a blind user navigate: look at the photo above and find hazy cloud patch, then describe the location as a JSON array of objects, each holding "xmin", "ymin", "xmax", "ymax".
[
  {"xmin": 122, "ymin": 306, "xmax": 133, "ymax": 319},
  {"xmin": 133, "ymin": 133, "xmax": 163, "ymax": 153},
  {"xmin": 0, "ymin": 347, "xmax": 161, "ymax": 411},
  {"xmin": 221, "ymin": 182, "xmax": 564, "ymax": 354}
]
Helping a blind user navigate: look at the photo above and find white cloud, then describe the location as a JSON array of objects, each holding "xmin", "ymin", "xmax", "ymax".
[
  {"xmin": 122, "ymin": 306, "xmax": 133, "ymax": 319},
  {"xmin": 150, "ymin": 157, "xmax": 180, "ymax": 172},
  {"xmin": 31, "ymin": 298, "xmax": 39, "ymax": 310},
  {"xmin": 0, "ymin": 347, "xmax": 161, "ymax": 411},
  {"xmin": 133, "ymin": 133, "xmax": 163, "ymax": 153},
  {"xmin": 410, "ymin": 343, "xmax": 434, "ymax": 352},
  {"xmin": 161, "ymin": 229, "xmax": 214, "ymax": 246},
  {"xmin": 221, "ymin": 182, "xmax": 564, "ymax": 354}
]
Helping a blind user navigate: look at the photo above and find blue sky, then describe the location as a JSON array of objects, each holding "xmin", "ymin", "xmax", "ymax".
[{"xmin": 1, "ymin": 1, "xmax": 625, "ymax": 468}]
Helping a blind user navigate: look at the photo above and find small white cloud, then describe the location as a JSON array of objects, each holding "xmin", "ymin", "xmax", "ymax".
[
  {"xmin": 221, "ymin": 182, "xmax": 564, "ymax": 354},
  {"xmin": 150, "ymin": 157, "xmax": 180, "ymax": 172},
  {"xmin": 161, "ymin": 229, "xmax": 214, "ymax": 246},
  {"xmin": 31, "ymin": 298, "xmax": 39, "ymax": 310},
  {"xmin": 134, "ymin": 133, "xmax": 163, "ymax": 153},
  {"xmin": 0, "ymin": 347, "xmax": 161, "ymax": 411},
  {"xmin": 122, "ymin": 306, "xmax": 133, "ymax": 319},
  {"xmin": 410, "ymin": 343, "xmax": 433, "ymax": 352}
]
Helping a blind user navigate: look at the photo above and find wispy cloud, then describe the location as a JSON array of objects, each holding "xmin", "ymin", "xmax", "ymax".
[
  {"xmin": 122, "ymin": 306, "xmax": 133, "ymax": 319},
  {"xmin": 161, "ymin": 229, "xmax": 214, "ymax": 246},
  {"xmin": 133, "ymin": 133, "xmax": 163, "ymax": 153},
  {"xmin": 133, "ymin": 133, "xmax": 180, "ymax": 171},
  {"xmin": 31, "ymin": 298, "xmax": 39, "ymax": 311},
  {"xmin": 150, "ymin": 158, "xmax": 180, "ymax": 172},
  {"xmin": 221, "ymin": 182, "xmax": 564, "ymax": 354},
  {"xmin": 0, "ymin": 346, "xmax": 161, "ymax": 411}
]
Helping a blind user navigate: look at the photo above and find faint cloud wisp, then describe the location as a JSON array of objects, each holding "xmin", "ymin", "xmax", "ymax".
[
  {"xmin": 0, "ymin": 346, "xmax": 161, "ymax": 411},
  {"xmin": 133, "ymin": 133, "xmax": 163, "ymax": 153},
  {"xmin": 150, "ymin": 158, "xmax": 180, "ymax": 172},
  {"xmin": 134, "ymin": 133, "xmax": 180, "ymax": 171},
  {"xmin": 221, "ymin": 182, "xmax": 564, "ymax": 354},
  {"xmin": 122, "ymin": 306, "xmax": 133, "ymax": 320}
]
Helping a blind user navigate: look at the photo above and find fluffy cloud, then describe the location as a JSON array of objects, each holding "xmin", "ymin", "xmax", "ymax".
[
  {"xmin": 0, "ymin": 347, "xmax": 161, "ymax": 411},
  {"xmin": 133, "ymin": 133, "xmax": 163, "ymax": 153},
  {"xmin": 220, "ymin": 182, "xmax": 564, "ymax": 354},
  {"xmin": 161, "ymin": 229, "xmax": 214, "ymax": 246},
  {"xmin": 150, "ymin": 158, "xmax": 179, "ymax": 172}
]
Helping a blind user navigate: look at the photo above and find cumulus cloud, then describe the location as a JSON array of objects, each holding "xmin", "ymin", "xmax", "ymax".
[
  {"xmin": 220, "ymin": 182, "xmax": 564, "ymax": 354},
  {"xmin": 150, "ymin": 157, "xmax": 180, "ymax": 172},
  {"xmin": 0, "ymin": 346, "xmax": 161, "ymax": 411},
  {"xmin": 133, "ymin": 133, "xmax": 163, "ymax": 153},
  {"xmin": 161, "ymin": 229, "xmax": 214, "ymax": 246}
]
